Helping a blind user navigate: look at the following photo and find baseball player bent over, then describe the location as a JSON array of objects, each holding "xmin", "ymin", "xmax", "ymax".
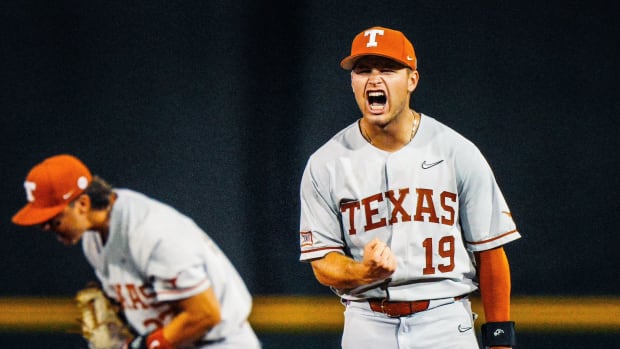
[
  {"xmin": 13, "ymin": 154, "xmax": 261, "ymax": 349},
  {"xmin": 298, "ymin": 26, "xmax": 520, "ymax": 349}
]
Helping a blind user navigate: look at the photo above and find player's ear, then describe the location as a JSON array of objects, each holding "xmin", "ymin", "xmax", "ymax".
[
  {"xmin": 74, "ymin": 193, "xmax": 92, "ymax": 213},
  {"xmin": 351, "ymin": 71, "xmax": 356, "ymax": 92},
  {"xmin": 408, "ymin": 69, "xmax": 419, "ymax": 93}
]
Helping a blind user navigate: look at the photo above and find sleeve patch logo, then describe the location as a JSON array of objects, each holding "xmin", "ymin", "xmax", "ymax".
[{"xmin": 300, "ymin": 231, "xmax": 313, "ymax": 247}]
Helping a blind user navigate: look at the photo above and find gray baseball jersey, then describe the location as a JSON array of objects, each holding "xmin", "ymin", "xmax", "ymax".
[
  {"xmin": 82, "ymin": 189, "xmax": 254, "ymax": 345},
  {"xmin": 299, "ymin": 114, "xmax": 520, "ymax": 301}
]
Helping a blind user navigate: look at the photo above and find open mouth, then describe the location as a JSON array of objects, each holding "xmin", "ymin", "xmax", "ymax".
[{"xmin": 367, "ymin": 90, "xmax": 387, "ymax": 111}]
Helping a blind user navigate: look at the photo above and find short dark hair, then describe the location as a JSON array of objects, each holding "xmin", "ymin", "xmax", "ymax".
[{"xmin": 84, "ymin": 176, "xmax": 114, "ymax": 210}]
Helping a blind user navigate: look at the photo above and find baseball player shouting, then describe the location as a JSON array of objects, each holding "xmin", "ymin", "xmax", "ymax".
[
  {"xmin": 12, "ymin": 154, "xmax": 261, "ymax": 349},
  {"xmin": 298, "ymin": 26, "xmax": 520, "ymax": 349}
]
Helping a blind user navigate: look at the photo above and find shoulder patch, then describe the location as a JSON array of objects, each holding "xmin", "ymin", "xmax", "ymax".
[{"xmin": 300, "ymin": 231, "xmax": 313, "ymax": 247}]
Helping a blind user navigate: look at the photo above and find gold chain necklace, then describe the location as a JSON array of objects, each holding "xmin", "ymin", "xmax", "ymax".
[{"xmin": 362, "ymin": 110, "xmax": 420, "ymax": 145}]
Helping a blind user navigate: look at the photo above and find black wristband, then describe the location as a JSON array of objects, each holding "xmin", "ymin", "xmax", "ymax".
[
  {"xmin": 481, "ymin": 321, "xmax": 516, "ymax": 347},
  {"xmin": 127, "ymin": 334, "xmax": 148, "ymax": 349}
]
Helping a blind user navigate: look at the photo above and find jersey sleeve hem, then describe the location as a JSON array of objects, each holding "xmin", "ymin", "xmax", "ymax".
[
  {"xmin": 154, "ymin": 278, "xmax": 211, "ymax": 302},
  {"xmin": 299, "ymin": 247, "xmax": 344, "ymax": 262},
  {"xmin": 466, "ymin": 230, "xmax": 521, "ymax": 252}
]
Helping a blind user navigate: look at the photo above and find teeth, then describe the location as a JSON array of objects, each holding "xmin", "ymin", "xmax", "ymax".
[{"xmin": 368, "ymin": 90, "xmax": 387, "ymax": 109}]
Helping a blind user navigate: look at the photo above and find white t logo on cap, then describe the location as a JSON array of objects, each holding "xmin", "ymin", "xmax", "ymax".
[
  {"xmin": 24, "ymin": 181, "xmax": 36, "ymax": 202},
  {"xmin": 364, "ymin": 29, "xmax": 385, "ymax": 48}
]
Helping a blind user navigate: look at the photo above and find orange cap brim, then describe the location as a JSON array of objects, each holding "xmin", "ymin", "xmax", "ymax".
[
  {"xmin": 340, "ymin": 53, "xmax": 414, "ymax": 70},
  {"xmin": 11, "ymin": 203, "xmax": 67, "ymax": 226}
]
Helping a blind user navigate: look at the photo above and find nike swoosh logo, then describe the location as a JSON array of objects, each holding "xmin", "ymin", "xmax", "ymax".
[
  {"xmin": 421, "ymin": 160, "xmax": 444, "ymax": 169},
  {"xmin": 458, "ymin": 324, "xmax": 473, "ymax": 333},
  {"xmin": 407, "ymin": 56, "xmax": 414, "ymax": 61},
  {"xmin": 62, "ymin": 191, "xmax": 74, "ymax": 200}
]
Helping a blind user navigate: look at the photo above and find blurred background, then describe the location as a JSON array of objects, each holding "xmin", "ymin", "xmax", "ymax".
[{"xmin": 1, "ymin": 0, "xmax": 618, "ymax": 347}]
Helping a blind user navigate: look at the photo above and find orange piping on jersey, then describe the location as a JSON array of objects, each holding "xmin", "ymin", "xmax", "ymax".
[
  {"xmin": 466, "ymin": 229, "xmax": 519, "ymax": 245},
  {"xmin": 157, "ymin": 278, "xmax": 210, "ymax": 296},
  {"xmin": 300, "ymin": 246, "xmax": 344, "ymax": 254}
]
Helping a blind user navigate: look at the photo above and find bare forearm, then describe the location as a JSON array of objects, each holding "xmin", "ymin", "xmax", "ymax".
[
  {"xmin": 163, "ymin": 311, "xmax": 219, "ymax": 346},
  {"xmin": 163, "ymin": 287, "xmax": 222, "ymax": 347},
  {"xmin": 311, "ymin": 240, "xmax": 396, "ymax": 290},
  {"xmin": 311, "ymin": 252, "xmax": 376, "ymax": 289}
]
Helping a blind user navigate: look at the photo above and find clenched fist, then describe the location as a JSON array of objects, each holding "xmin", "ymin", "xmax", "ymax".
[{"xmin": 361, "ymin": 238, "xmax": 397, "ymax": 282}]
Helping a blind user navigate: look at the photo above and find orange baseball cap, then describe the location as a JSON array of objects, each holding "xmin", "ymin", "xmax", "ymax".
[
  {"xmin": 12, "ymin": 154, "xmax": 92, "ymax": 226},
  {"xmin": 340, "ymin": 26, "xmax": 417, "ymax": 70}
]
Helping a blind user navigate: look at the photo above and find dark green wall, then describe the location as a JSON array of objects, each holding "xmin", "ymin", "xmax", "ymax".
[{"xmin": 1, "ymin": 0, "xmax": 618, "ymax": 296}]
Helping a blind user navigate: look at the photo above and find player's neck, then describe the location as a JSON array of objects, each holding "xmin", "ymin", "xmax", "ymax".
[
  {"xmin": 360, "ymin": 110, "xmax": 420, "ymax": 151},
  {"xmin": 93, "ymin": 193, "xmax": 116, "ymax": 245}
]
